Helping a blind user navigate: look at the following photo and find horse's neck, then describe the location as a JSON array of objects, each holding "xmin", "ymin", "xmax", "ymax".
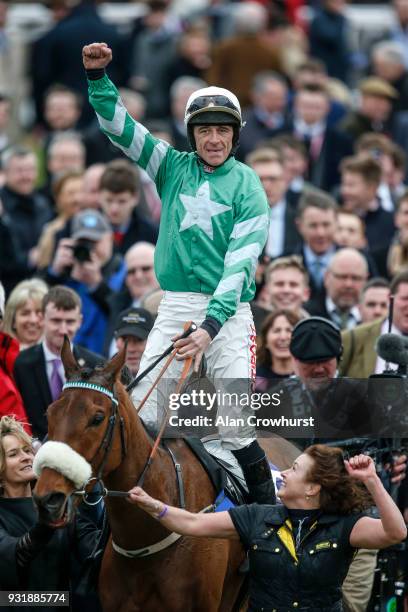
[{"xmin": 104, "ymin": 387, "xmax": 178, "ymax": 548}]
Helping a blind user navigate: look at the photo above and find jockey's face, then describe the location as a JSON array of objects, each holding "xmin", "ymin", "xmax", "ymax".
[{"xmin": 193, "ymin": 125, "xmax": 233, "ymax": 166}]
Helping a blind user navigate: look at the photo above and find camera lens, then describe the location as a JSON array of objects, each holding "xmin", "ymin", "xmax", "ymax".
[{"xmin": 72, "ymin": 239, "xmax": 95, "ymax": 263}]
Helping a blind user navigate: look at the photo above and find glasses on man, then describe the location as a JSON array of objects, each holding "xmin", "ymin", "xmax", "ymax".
[{"xmin": 127, "ymin": 266, "xmax": 153, "ymax": 275}]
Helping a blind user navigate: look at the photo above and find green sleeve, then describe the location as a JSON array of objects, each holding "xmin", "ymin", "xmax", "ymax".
[
  {"xmin": 206, "ymin": 188, "xmax": 269, "ymax": 325},
  {"xmin": 87, "ymin": 74, "xmax": 170, "ymax": 185}
]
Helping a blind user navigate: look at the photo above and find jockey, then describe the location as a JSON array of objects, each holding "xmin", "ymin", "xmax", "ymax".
[{"xmin": 83, "ymin": 43, "xmax": 275, "ymax": 505}]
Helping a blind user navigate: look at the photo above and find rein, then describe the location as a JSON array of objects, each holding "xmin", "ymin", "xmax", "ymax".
[{"xmin": 68, "ymin": 321, "xmax": 197, "ymax": 501}]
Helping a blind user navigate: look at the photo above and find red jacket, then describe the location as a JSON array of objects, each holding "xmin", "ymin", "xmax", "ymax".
[{"xmin": 0, "ymin": 332, "xmax": 32, "ymax": 435}]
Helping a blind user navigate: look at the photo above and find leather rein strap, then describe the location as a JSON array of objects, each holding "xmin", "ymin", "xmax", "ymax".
[
  {"xmin": 73, "ymin": 321, "xmax": 195, "ymax": 498},
  {"xmin": 136, "ymin": 356, "xmax": 193, "ymax": 488}
]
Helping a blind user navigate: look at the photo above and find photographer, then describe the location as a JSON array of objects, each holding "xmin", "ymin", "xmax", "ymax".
[{"xmin": 44, "ymin": 209, "xmax": 126, "ymax": 354}]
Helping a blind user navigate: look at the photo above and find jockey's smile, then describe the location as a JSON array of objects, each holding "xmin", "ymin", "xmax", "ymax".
[{"xmin": 193, "ymin": 125, "xmax": 233, "ymax": 167}]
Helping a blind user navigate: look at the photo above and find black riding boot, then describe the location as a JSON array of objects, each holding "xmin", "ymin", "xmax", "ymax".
[{"xmin": 231, "ymin": 441, "xmax": 276, "ymax": 505}]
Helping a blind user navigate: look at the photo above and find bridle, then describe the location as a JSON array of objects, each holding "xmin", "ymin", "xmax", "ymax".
[
  {"xmin": 63, "ymin": 355, "xmax": 209, "ymax": 559},
  {"xmin": 67, "ymin": 348, "xmax": 194, "ymax": 505},
  {"xmin": 66, "ymin": 320, "xmax": 198, "ymax": 504},
  {"xmin": 62, "ymin": 381, "xmax": 127, "ymax": 505}
]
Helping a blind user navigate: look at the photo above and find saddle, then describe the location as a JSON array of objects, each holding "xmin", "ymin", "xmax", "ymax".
[{"xmin": 182, "ymin": 436, "xmax": 247, "ymax": 508}]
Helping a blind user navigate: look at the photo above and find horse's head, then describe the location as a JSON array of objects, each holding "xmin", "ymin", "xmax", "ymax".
[{"xmin": 33, "ymin": 337, "xmax": 127, "ymax": 526}]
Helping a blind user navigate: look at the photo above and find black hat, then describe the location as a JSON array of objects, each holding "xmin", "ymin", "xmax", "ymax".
[
  {"xmin": 114, "ymin": 307, "xmax": 153, "ymax": 340},
  {"xmin": 290, "ymin": 317, "xmax": 343, "ymax": 362}
]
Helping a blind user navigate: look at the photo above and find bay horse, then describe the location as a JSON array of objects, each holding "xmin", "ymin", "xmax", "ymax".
[{"xmin": 34, "ymin": 338, "xmax": 298, "ymax": 612}]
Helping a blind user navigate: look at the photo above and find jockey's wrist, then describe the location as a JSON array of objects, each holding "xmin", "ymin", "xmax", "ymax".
[
  {"xmin": 86, "ymin": 68, "xmax": 106, "ymax": 80},
  {"xmin": 200, "ymin": 317, "xmax": 222, "ymax": 340}
]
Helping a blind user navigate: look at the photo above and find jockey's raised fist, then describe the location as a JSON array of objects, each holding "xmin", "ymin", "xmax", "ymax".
[{"xmin": 82, "ymin": 42, "xmax": 112, "ymax": 70}]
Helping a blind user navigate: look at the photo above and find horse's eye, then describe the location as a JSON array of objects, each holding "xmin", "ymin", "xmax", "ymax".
[{"xmin": 89, "ymin": 413, "xmax": 105, "ymax": 427}]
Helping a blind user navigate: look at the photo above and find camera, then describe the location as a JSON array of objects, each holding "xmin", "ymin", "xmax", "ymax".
[{"xmin": 72, "ymin": 239, "xmax": 95, "ymax": 263}]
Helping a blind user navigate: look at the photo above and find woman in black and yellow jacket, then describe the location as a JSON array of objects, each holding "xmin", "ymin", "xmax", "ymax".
[{"xmin": 128, "ymin": 444, "xmax": 406, "ymax": 612}]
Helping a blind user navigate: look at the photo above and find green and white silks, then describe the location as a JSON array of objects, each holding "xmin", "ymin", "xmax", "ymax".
[{"xmin": 88, "ymin": 74, "xmax": 269, "ymax": 327}]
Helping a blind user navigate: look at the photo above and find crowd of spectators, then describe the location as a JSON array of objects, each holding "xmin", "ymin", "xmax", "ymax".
[{"xmin": 1, "ymin": 0, "xmax": 408, "ymax": 605}]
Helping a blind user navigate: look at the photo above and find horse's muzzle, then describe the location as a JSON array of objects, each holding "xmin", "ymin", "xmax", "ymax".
[{"xmin": 33, "ymin": 491, "xmax": 74, "ymax": 527}]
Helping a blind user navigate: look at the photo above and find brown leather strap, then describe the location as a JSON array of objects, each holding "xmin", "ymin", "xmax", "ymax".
[
  {"xmin": 136, "ymin": 349, "xmax": 178, "ymax": 414},
  {"xmin": 150, "ymin": 357, "xmax": 193, "ymax": 457},
  {"xmin": 136, "ymin": 321, "xmax": 194, "ymax": 414}
]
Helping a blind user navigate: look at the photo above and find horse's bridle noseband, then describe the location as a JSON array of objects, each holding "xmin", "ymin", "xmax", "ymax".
[{"xmin": 61, "ymin": 380, "xmax": 128, "ymax": 504}]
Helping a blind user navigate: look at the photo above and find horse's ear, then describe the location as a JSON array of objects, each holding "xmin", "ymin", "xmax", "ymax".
[
  {"xmin": 61, "ymin": 335, "xmax": 80, "ymax": 380},
  {"xmin": 100, "ymin": 345, "xmax": 127, "ymax": 387}
]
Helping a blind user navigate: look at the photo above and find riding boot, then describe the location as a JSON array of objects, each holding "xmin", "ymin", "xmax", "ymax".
[
  {"xmin": 231, "ymin": 441, "xmax": 276, "ymax": 505},
  {"xmin": 242, "ymin": 456, "xmax": 276, "ymax": 505}
]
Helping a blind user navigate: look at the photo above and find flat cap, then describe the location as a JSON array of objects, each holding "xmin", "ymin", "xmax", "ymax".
[
  {"xmin": 359, "ymin": 77, "xmax": 399, "ymax": 100},
  {"xmin": 290, "ymin": 317, "xmax": 343, "ymax": 362}
]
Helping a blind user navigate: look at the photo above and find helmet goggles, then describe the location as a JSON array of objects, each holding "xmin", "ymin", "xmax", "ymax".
[{"xmin": 186, "ymin": 95, "xmax": 242, "ymax": 125}]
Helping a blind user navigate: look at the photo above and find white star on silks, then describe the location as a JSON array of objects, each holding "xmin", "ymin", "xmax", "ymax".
[{"xmin": 179, "ymin": 181, "xmax": 230, "ymax": 240}]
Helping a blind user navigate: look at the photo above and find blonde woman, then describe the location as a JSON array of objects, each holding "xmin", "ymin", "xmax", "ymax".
[
  {"xmin": 0, "ymin": 283, "xmax": 30, "ymax": 433},
  {"xmin": 0, "ymin": 416, "xmax": 98, "ymax": 595},
  {"xmin": 3, "ymin": 279, "xmax": 48, "ymax": 350}
]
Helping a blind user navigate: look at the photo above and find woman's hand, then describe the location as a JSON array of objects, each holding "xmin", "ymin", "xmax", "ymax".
[
  {"xmin": 344, "ymin": 454, "xmax": 377, "ymax": 483},
  {"xmin": 82, "ymin": 42, "xmax": 112, "ymax": 70},
  {"xmin": 127, "ymin": 486, "xmax": 163, "ymax": 515}
]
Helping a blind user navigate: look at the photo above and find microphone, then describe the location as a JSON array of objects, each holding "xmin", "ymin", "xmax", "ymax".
[{"xmin": 375, "ymin": 334, "xmax": 408, "ymax": 368}]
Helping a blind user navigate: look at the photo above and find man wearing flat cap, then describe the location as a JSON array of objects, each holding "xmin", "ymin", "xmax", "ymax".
[
  {"xmin": 113, "ymin": 307, "xmax": 153, "ymax": 377},
  {"xmin": 340, "ymin": 77, "xmax": 399, "ymax": 143},
  {"xmin": 260, "ymin": 316, "xmax": 369, "ymax": 441}
]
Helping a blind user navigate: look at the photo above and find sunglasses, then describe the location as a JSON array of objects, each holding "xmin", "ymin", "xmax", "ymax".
[{"xmin": 127, "ymin": 266, "xmax": 153, "ymax": 275}]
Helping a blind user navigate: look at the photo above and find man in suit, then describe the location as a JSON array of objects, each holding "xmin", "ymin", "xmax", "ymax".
[
  {"xmin": 270, "ymin": 134, "xmax": 309, "ymax": 210},
  {"xmin": 247, "ymin": 148, "xmax": 301, "ymax": 260},
  {"xmin": 308, "ymin": 247, "xmax": 368, "ymax": 330},
  {"xmin": 340, "ymin": 270, "xmax": 408, "ymax": 377},
  {"xmin": 14, "ymin": 285, "xmax": 103, "ymax": 440},
  {"xmin": 290, "ymin": 83, "xmax": 353, "ymax": 192},
  {"xmin": 30, "ymin": 0, "xmax": 128, "ymax": 128},
  {"xmin": 291, "ymin": 188, "xmax": 338, "ymax": 307},
  {"xmin": 237, "ymin": 72, "xmax": 290, "ymax": 161},
  {"xmin": 340, "ymin": 154, "xmax": 396, "ymax": 253}
]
